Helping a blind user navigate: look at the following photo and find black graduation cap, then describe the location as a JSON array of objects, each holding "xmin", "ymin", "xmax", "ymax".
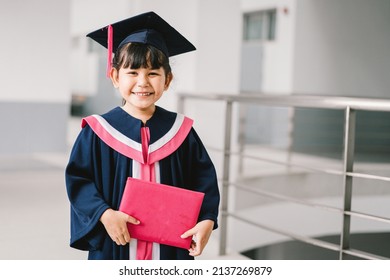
[{"xmin": 86, "ymin": 11, "xmax": 196, "ymax": 58}]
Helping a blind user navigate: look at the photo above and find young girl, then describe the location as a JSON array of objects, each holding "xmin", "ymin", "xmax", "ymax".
[{"xmin": 65, "ymin": 11, "xmax": 220, "ymax": 260}]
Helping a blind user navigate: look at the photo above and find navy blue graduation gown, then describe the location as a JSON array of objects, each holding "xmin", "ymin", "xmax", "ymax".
[{"xmin": 65, "ymin": 106, "xmax": 220, "ymax": 260}]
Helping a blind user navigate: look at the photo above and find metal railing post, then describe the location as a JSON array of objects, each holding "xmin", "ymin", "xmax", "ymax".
[
  {"xmin": 237, "ymin": 103, "xmax": 246, "ymax": 175},
  {"xmin": 219, "ymin": 100, "xmax": 233, "ymax": 255},
  {"xmin": 286, "ymin": 107, "xmax": 295, "ymax": 167},
  {"xmin": 339, "ymin": 106, "xmax": 356, "ymax": 259}
]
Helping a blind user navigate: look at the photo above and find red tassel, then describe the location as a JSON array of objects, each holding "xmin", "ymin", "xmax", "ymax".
[{"xmin": 106, "ymin": 25, "xmax": 113, "ymax": 77}]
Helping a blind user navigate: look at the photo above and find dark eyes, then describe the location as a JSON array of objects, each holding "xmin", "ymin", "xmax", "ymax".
[{"xmin": 125, "ymin": 71, "xmax": 160, "ymax": 76}]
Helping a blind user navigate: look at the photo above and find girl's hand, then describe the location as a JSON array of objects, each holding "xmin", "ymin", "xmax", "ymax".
[
  {"xmin": 100, "ymin": 208, "xmax": 140, "ymax": 246},
  {"xmin": 181, "ymin": 220, "xmax": 214, "ymax": 257}
]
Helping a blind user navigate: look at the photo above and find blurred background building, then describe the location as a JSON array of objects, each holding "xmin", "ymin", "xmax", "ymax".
[
  {"xmin": 0, "ymin": 0, "xmax": 70, "ymax": 154},
  {"xmin": 1, "ymin": 0, "xmax": 390, "ymax": 260}
]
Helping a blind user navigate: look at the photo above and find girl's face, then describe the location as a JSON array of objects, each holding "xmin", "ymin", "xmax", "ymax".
[{"xmin": 110, "ymin": 65, "xmax": 172, "ymax": 119}]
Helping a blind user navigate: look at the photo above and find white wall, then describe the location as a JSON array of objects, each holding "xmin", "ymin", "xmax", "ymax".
[
  {"xmin": 182, "ymin": 0, "xmax": 241, "ymax": 144},
  {"xmin": 71, "ymin": 0, "xmax": 133, "ymax": 35},
  {"xmin": 293, "ymin": 0, "xmax": 390, "ymax": 98},
  {"xmin": 241, "ymin": 0, "xmax": 297, "ymax": 94},
  {"xmin": 0, "ymin": 0, "xmax": 70, "ymax": 103},
  {"xmin": 70, "ymin": 0, "xmax": 134, "ymax": 96},
  {"xmin": 0, "ymin": 0, "xmax": 70, "ymax": 154}
]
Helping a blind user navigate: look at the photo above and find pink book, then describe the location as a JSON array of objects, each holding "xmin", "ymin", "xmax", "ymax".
[{"xmin": 119, "ymin": 177, "xmax": 205, "ymax": 249}]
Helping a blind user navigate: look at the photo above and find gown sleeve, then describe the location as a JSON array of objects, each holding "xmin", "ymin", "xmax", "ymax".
[
  {"xmin": 186, "ymin": 128, "xmax": 220, "ymax": 229},
  {"xmin": 65, "ymin": 126, "xmax": 110, "ymax": 250}
]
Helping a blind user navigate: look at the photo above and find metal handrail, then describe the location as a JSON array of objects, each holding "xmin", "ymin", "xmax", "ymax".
[
  {"xmin": 178, "ymin": 92, "xmax": 390, "ymax": 260},
  {"xmin": 178, "ymin": 92, "xmax": 390, "ymax": 112},
  {"xmin": 207, "ymin": 146, "xmax": 390, "ymax": 183}
]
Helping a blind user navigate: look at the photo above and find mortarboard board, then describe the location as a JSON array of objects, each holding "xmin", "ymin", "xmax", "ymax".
[{"xmin": 86, "ymin": 11, "xmax": 196, "ymax": 76}]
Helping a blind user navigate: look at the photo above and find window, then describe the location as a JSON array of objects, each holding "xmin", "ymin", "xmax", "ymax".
[{"xmin": 244, "ymin": 9, "xmax": 277, "ymax": 41}]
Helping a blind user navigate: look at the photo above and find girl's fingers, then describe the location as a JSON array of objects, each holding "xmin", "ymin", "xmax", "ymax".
[{"xmin": 126, "ymin": 214, "xmax": 140, "ymax": 225}]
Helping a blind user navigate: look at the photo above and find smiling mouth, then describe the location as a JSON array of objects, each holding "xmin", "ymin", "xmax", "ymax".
[{"xmin": 133, "ymin": 92, "xmax": 153, "ymax": 96}]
